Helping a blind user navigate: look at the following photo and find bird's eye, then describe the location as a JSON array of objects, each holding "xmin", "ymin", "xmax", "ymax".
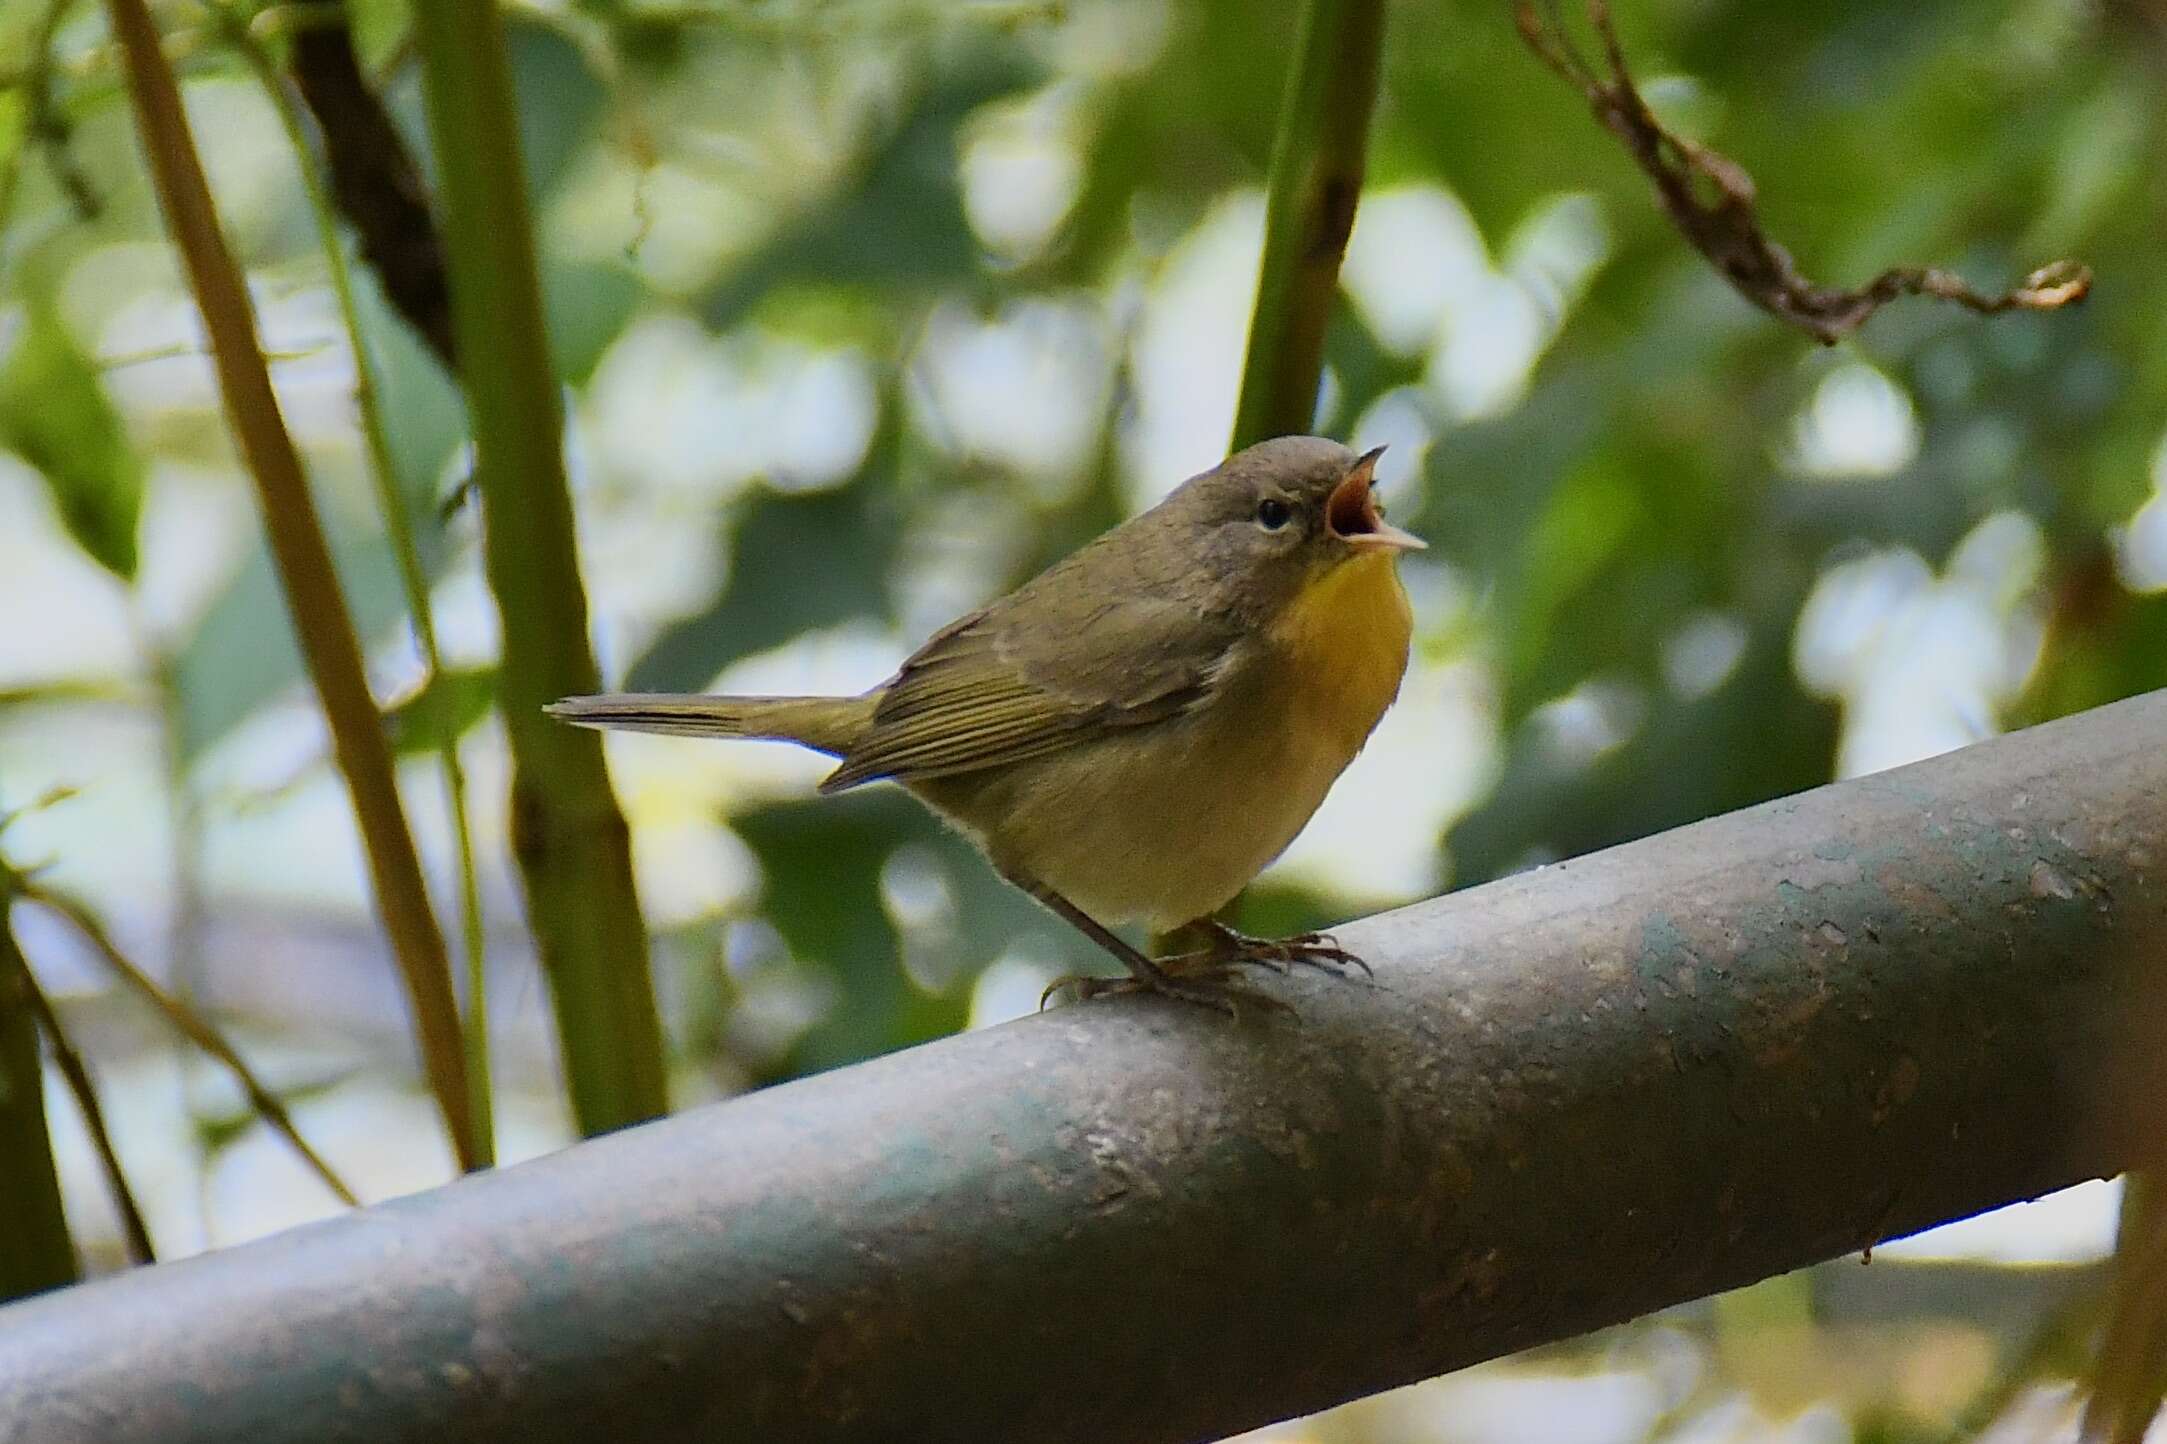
[{"xmin": 1255, "ymin": 497, "xmax": 1293, "ymax": 532}]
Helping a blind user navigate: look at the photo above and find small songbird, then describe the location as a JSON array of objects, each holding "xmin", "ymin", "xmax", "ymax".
[{"xmin": 549, "ymin": 435, "xmax": 1424, "ymax": 1012}]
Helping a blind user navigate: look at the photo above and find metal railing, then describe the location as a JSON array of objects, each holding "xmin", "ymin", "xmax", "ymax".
[{"xmin": 2, "ymin": 690, "xmax": 2162, "ymax": 1444}]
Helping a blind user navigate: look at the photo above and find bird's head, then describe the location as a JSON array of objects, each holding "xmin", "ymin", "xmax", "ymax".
[{"xmin": 1163, "ymin": 436, "xmax": 1425, "ymax": 621}]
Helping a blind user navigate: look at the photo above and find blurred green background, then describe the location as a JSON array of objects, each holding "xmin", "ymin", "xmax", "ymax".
[{"xmin": 1, "ymin": 0, "xmax": 2162, "ymax": 1438}]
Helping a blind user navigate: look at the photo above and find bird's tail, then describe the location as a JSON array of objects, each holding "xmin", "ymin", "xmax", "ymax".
[{"xmin": 544, "ymin": 693, "xmax": 875, "ymax": 758}]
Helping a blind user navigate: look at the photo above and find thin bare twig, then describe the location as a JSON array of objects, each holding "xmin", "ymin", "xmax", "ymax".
[
  {"xmin": 25, "ymin": 885, "xmax": 360, "ymax": 1208},
  {"xmin": 15, "ymin": 957, "xmax": 155, "ymax": 1265},
  {"xmin": 1515, "ymin": 0, "xmax": 2092, "ymax": 345}
]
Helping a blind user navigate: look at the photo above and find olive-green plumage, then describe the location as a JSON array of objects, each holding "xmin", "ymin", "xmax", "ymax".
[{"xmin": 550, "ymin": 435, "xmax": 1424, "ymax": 1010}]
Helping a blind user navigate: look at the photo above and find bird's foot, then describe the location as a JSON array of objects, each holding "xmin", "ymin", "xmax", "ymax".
[
  {"xmin": 1171, "ymin": 922, "xmax": 1372, "ymax": 980},
  {"xmin": 1038, "ymin": 956, "xmax": 1291, "ymax": 1018}
]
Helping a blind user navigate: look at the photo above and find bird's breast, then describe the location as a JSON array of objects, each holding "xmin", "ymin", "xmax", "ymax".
[
  {"xmin": 924, "ymin": 553, "xmax": 1414, "ymax": 931},
  {"xmin": 1263, "ymin": 551, "xmax": 1415, "ymax": 758}
]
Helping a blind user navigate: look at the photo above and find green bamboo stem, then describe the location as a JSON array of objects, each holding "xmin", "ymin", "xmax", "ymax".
[
  {"xmin": 445, "ymin": 745, "xmax": 492, "ymax": 1156},
  {"xmin": 103, "ymin": 0, "xmax": 478, "ymax": 1169},
  {"xmin": 411, "ymin": 0, "xmax": 668, "ymax": 1132},
  {"xmin": 225, "ymin": 10, "xmax": 495, "ymax": 1168},
  {"xmin": 0, "ymin": 884, "xmax": 77, "ymax": 1301},
  {"xmin": 1227, "ymin": 0, "xmax": 1386, "ymax": 451}
]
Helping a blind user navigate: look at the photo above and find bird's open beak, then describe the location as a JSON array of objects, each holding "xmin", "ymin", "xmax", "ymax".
[{"xmin": 1326, "ymin": 447, "xmax": 1427, "ymax": 552}]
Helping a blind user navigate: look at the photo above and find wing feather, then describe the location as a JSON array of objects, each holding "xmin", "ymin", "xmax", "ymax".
[{"xmin": 819, "ymin": 583, "xmax": 1238, "ymax": 793}]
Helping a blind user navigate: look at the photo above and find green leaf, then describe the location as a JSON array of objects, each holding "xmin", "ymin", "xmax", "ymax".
[
  {"xmin": 346, "ymin": 0, "xmax": 413, "ymax": 62},
  {"xmin": 383, "ymin": 667, "xmax": 498, "ymax": 756},
  {"xmin": 542, "ymin": 255, "xmax": 644, "ymax": 386},
  {"xmin": 505, "ymin": 13, "xmax": 610, "ymax": 201},
  {"xmin": 0, "ymin": 306, "xmax": 147, "ymax": 582},
  {"xmin": 191, "ymin": 1071, "xmax": 351, "ymax": 1157}
]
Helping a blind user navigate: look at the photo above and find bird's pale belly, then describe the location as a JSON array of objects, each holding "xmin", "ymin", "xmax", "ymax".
[
  {"xmin": 922, "ymin": 707, "xmax": 1341, "ymax": 929},
  {"xmin": 917, "ymin": 555, "xmax": 1412, "ymax": 930}
]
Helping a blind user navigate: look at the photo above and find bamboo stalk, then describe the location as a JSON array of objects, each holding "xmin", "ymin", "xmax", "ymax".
[
  {"xmin": 102, "ymin": 0, "xmax": 477, "ymax": 1169},
  {"xmin": 222, "ymin": 7, "xmax": 495, "ymax": 1168},
  {"xmin": 1228, "ymin": 0, "xmax": 1386, "ymax": 451},
  {"xmin": 410, "ymin": 0, "xmax": 668, "ymax": 1133},
  {"xmin": 0, "ymin": 886, "xmax": 77, "ymax": 1301}
]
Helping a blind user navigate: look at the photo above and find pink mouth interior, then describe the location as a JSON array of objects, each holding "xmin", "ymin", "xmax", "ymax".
[{"xmin": 1327, "ymin": 472, "xmax": 1377, "ymax": 539}]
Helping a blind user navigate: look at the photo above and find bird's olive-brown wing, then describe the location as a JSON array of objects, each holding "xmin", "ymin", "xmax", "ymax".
[{"xmin": 816, "ymin": 589, "xmax": 1241, "ymax": 793}]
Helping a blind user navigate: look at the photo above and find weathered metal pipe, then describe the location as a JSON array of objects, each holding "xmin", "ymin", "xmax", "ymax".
[{"xmin": 2, "ymin": 691, "xmax": 2163, "ymax": 1444}]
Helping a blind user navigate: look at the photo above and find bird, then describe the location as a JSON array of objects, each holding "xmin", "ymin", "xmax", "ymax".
[{"xmin": 549, "ymin": 435, "xmax": 1424, "ymax": 1013}]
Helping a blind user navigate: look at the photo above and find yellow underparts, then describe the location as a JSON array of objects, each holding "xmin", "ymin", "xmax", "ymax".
[
  {"xmin": 928, "ymin": 551, "xmax": 1415, "ymax": 932},
  {"xmin": 1265, "ymin": 550, "xmax": 1415, "ymax": 760}
]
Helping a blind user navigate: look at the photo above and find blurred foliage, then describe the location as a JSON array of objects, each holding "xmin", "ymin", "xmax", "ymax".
[
  {"xmin": 381, "ymin": 666, "xmax": 498, "ymax": 757},
  {"xmin": 630, "ymin": 414, "xmax": 907, "ymax": 690},
  {"xmin": 1, "ymin": 0, "xmax": 2165, "ymax": 1433},
  {"xmin": 0, "ymin": 301, "xmax": 143, "ymax": 582}
]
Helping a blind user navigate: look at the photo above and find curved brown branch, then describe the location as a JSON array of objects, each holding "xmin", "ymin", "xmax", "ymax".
[{"xmin": 1516, "ymin": 0, "xmax": 2093, "ymax": 344}]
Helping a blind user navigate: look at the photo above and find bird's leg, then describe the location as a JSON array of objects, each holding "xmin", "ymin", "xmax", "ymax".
[
  {"xmin": 1016, "ymin": 878, "xmax": 1285, "ymax": 1017},
  {"xmin": 1163, "ymin": 917, "xmax": 1371, "ymax": 981}
]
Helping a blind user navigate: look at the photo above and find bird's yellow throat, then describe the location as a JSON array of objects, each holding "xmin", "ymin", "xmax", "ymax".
[{"xmin": 1266, "ymin": 550, "xmax": 1414, "ymax": 755}]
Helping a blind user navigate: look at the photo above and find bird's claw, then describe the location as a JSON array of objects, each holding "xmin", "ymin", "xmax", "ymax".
[
  {"xmin": 1171, "ymin": 926, "xmax": 1373, "ymax": 980},
  {"xmin": 1035, "ymin": 925, "xmax": 1364, "ymax": 1017},
  {"xmin": 1038, "ymin": 962, "xmax": 1291, "ymax": 1018}
]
